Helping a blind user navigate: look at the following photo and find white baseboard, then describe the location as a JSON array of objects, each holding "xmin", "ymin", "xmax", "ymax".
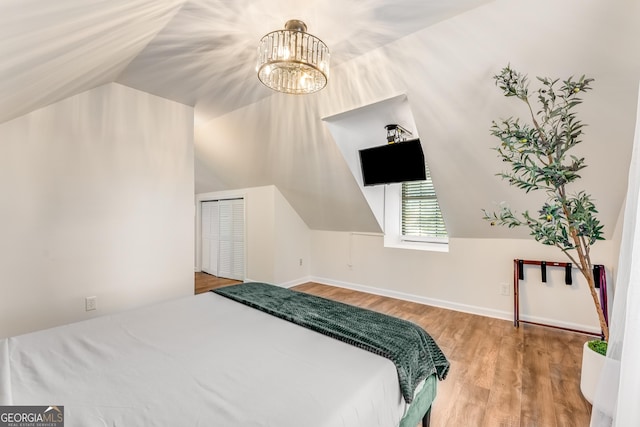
[
  {"xmin": 517, "ymin": 313, "xmax": 601, "ymax": 334},
  {"xmin": 279, "ymin": 276, "xmax": 313, "ymax": 289},
  {"xmin": 244, "ymin": 276, "xmax": 312, "ymax": 289},
  {"xmin": 309, "ymin": 276, "xmax": 601, "ymax": 334}
]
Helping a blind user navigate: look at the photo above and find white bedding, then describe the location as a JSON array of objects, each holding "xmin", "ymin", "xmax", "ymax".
[{"xmin": 0, "ymin": 291, "xmax": 411, "ymax": 427}]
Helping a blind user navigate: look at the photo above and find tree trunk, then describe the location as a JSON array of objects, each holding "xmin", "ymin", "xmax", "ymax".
[{"xmin": 582, "ymin": 268, "xmax": 609, "ymax": 342}]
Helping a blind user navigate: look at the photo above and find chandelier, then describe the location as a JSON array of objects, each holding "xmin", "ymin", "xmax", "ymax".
[{"xmin": 256, "ymin": 20, "xmax": 330, "ymax": 94}]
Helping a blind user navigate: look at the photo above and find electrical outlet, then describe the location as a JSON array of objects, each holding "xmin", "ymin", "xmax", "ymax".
[
  {"xmin": 299, "ymin": 258, "xmax": 303, "ymax": 266},
  {"xmin": 85, "ymin": 296, "xmax": 97, "ymax": 311},
  {"xmin": 500, "ymin": 283, "xmax": 510, "ymax": 296}
]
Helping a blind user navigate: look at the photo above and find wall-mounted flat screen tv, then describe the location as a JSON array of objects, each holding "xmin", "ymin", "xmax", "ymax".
[{"xmin": 359, "ymin": 138, "xmax": 426, "ymax": 186}]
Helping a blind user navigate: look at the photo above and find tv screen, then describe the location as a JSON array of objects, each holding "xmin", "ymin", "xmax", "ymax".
[{"xmin": 359, "ymin": 138, "xmax": 426, "ymax": 186}]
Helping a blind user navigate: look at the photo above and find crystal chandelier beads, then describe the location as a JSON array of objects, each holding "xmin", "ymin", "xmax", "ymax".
[{"xmin": 256, "ymin": 20, "xmax": 330, "ymax": 94}]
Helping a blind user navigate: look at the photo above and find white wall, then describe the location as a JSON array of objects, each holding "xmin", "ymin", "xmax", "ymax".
[
  {"xmin": 310, "ymin": 231, "xmax": 616, "ymax": 333},
  {"xmin": 195, "ymin": 185, "xmax": 310, "ymax": 285},
  {"xmin": 273, "ymin": 188, "xmax": 311, "ymax": 286},
  {"xmin": 195, "ymin": 185, "xmax": 615, "ymax": 332},
  {"xmin": 0, "ymin": 83, "xmax": 194, "ymax": 338}
]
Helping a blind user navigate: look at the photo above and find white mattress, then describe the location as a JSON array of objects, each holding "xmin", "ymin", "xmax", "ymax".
[{"xmin": 0, "ymin": 292, "xmax": 412, "ymax": 427}]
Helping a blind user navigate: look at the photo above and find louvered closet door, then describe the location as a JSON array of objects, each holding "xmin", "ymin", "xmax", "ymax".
[
  {"xmin": 201, "ymin": 199, "xmax": 244, "ymax": 280},
  {"xmin": 231, "ymin": 200, "xmax": 245, "ymax": 279},
  {"xmin": 201, "ymin": 201, "xmax": 219, "ymax": 276},
  {"xmin": 217, "ymin": 199, "xmax": 245, "ymax": 280}
]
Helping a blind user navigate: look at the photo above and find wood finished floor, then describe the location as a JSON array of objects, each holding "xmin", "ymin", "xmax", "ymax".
[
  {"xmin": 194, "ymin": 272, "xmax": 242, "ymax": 294},
  {"xmin": 194, "ymin": 275, "xmax": 592, "ymax": 427}
]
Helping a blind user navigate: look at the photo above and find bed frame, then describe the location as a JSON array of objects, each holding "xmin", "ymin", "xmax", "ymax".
[{"xmin": 399, "ymin": 374, "xmax": 437, "ymax": 427}]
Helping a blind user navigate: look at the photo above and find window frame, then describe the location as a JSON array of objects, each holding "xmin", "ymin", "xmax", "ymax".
[{"xmin": 383, "ymin": 184, "xmax": 449, "ymax": 253}]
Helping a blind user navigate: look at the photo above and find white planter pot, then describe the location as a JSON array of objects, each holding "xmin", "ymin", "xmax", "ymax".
[{"xmin": 580, "ymin": 341, "xmax": 606, "ymax": 404}]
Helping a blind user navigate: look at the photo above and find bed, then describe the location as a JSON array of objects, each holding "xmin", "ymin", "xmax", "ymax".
[{"xmin": 0, "ymin": 282, "xmax": 449, "ymax": 427}]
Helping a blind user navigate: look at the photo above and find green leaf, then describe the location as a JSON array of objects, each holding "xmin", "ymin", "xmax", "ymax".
[{"xmin": 484, "ymin": 65, "xmax": 602, "ymax": 256}]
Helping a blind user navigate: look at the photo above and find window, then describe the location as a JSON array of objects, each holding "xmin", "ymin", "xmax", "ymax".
[{"xmin": 401, "ymin": 166, "xmax": 447, "ymax": 243}]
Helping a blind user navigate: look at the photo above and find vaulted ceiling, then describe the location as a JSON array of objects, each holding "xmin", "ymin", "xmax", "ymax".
[{"xmin": 3, "ymin": 0, "xmax": 639, "ymax": 238}]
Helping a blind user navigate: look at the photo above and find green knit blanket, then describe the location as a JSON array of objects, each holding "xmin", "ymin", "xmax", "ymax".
[{"xmin": 212, "ymin": 282, "xmax": 450, "ymax": 403}]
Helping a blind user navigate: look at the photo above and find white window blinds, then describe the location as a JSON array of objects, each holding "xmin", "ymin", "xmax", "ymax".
[{"xmin": 401, "ymin": 167, "xmax": 447, "ymax": 239}]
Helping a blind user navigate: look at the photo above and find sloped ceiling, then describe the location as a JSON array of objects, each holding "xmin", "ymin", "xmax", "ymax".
[
  {"xmin": 3, "ymin": 0, "xmax": 639, "ymax": 238},
  {"xmin": 0, "ymin": 0, "xmax": 186, "ymax": 124}
]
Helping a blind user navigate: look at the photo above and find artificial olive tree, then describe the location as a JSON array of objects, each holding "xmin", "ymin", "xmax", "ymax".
[{"xmin": 483, "ymin": 65, "xmax": 609, "ymax": 341}]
